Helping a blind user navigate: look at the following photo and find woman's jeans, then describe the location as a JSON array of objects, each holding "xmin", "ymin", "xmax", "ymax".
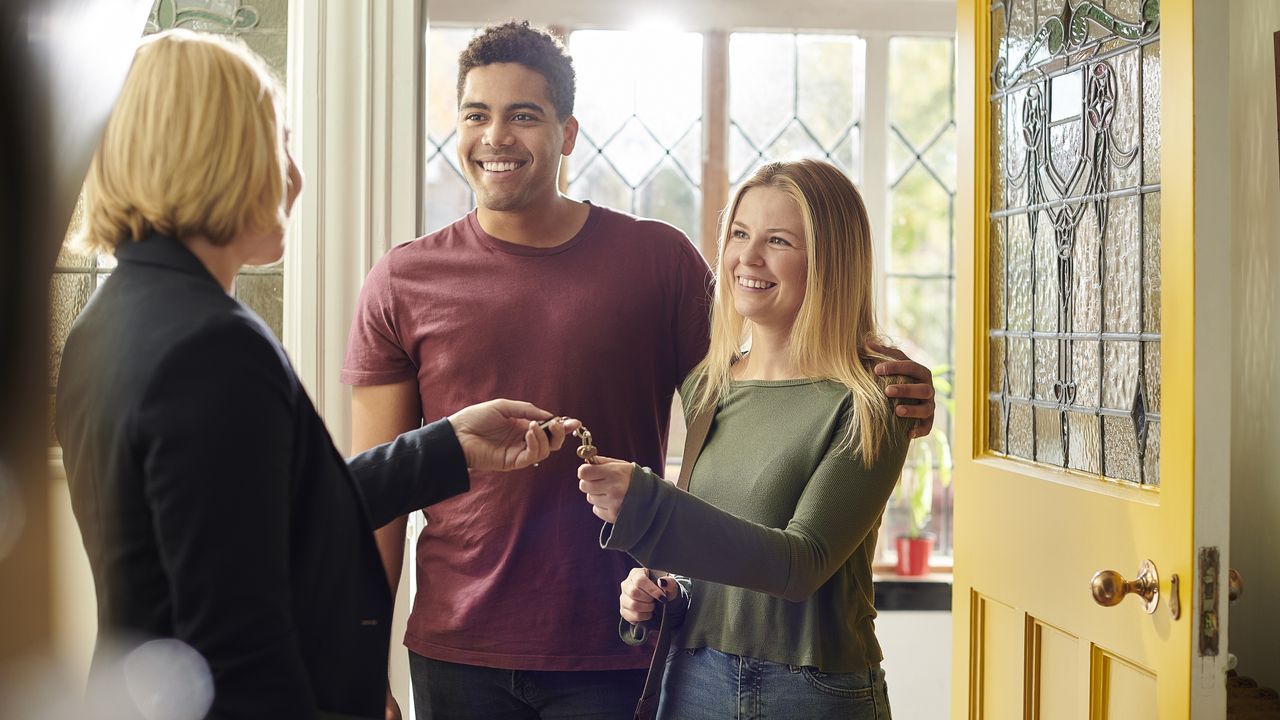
[{"xmin": 657, "ymin": 646, "xmax": 892, "ymax": 720}]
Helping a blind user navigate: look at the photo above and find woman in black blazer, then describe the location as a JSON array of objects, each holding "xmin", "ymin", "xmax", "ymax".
[{"xmin": 55, "ymin": 30, "xmax": 572, "ymax": 719}]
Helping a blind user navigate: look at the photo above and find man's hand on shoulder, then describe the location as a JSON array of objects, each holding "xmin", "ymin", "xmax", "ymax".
[{"xmin": 869, "ymin": 342, "xmax": 936, "ymax": 440}]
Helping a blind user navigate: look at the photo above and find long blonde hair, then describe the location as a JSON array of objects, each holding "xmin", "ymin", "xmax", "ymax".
[
  {"xmin": 691, "ymin": 159, "xmax": 899, "ymax": 463},
  {"xmin": 77, "ymin": 29, "xmax": 289, "ymax": 253}
]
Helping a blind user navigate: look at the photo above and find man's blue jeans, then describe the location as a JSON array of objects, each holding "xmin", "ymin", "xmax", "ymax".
[
  {"xmin": 408, "ymin": 651, "xmax": 647, "ymax": 720},
  {"xmin": 657, "ymin": 646, "xmax": 892, "ymax": 720}
]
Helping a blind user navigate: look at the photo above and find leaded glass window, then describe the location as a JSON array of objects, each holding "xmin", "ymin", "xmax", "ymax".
[
  {"xmin": 728, "ymin": 33, "xmax": 864, "ymax": 185},
  {"xmin": 987, "ymin": 0, "xmax": 1161, "ymax": 485},
  {"xmin": 423, "ymin": 26, "xmax": 479, "ymax": 235},
  {"xmin": 884, "ymin": 35, "xmax": 957, "ymax": 554},
  {"xmin": 568, "ymin": 30, "xmax": 704, "ymax": 246}
]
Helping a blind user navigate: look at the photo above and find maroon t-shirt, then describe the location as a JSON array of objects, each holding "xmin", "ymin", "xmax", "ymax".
[{"xmin": 341, "ymin": 203, "xmax": 712, "ymax": 670}]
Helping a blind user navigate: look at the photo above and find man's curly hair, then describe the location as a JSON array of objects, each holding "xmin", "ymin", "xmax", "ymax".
[{"xmin": 457, "ymin": 21, "xmax": 576, "ymax": 121}]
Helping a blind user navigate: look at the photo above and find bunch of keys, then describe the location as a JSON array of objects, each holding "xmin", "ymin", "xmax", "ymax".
[{"xmin": 537, "ymin": 418, "xmax": 598, "ymax": 464}]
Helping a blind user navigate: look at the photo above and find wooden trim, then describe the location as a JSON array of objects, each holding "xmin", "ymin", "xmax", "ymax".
[
  {"xmin": 285, "ymin": 0, "xmax": 422, "ymax": 450},
  {"xmin": 700, "ymin": 30, "xmax": 729, "ymax": 263},
  {"xmin": 951, "ymin": 0, "xmax": 983, "ymax": 716}
]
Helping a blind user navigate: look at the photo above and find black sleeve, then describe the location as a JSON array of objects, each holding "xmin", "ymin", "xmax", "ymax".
[
  {"xmin": 345, "ymin": 418, "xmax": 470, "ymax": 528},
  {"xmin": 134, "ymin": 319, "xmax": 315, "ymax": 718}
]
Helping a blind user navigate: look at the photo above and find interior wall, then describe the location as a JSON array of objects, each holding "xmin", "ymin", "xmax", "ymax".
[{"xmin": 1229, "ymin": 0, "xmax": 1280, "ymax": 692}]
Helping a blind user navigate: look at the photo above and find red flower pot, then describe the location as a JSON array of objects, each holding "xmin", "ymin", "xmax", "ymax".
[{"xmin": 895, "ymin": 534, "xmax": 934, "ymax": 576}]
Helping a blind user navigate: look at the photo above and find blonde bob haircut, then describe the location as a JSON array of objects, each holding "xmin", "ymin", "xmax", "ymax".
[
  {"xmin": 77, "ymin": 29, "xmax": 288, "ymax": 253},
  {"xmin": 690, "ymin": 159, "xmax": 904, "ymax": 464}
]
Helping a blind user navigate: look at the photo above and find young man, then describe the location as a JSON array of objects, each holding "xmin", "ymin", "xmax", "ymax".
[{"xmin": 343, "ymin": 21, "xmax": 937, "ymax": 720}]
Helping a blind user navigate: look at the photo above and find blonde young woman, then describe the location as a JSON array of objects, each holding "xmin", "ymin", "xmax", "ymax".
[
  {"xmin": 56, "ymin": 30, "xmax": 574, "ymax": 718},
  {"xmin": 578, "ymin": 159, "xmax": 910, "ymax": 719}
]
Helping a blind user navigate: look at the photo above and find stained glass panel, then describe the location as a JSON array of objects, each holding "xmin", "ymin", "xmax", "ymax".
[
  {"xmin": 1103, "ymin": 195, "xmax": 1142, "ymax": 334},
  {"xmin": 987, "ymin": 0, "xmax": 1160, "ymax": 485}
]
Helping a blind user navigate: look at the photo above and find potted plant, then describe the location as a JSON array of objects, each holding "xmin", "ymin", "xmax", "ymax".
[{"xmin": 891, "ymin": 368, "xmax": 953, "ymax": 576}]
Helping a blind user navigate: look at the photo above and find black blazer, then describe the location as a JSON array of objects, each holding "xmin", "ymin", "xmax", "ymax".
[{"xmin": 56, "ymin": 234, "xmax": 469, "ymax": 719}]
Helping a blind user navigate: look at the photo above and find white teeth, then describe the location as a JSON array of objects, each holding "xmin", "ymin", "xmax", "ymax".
[
  {"xmin": 481, "ymin": 161, "xmax": 520, "ymax": 172},
  {"xmin": 737, "ymin": 277, "xmax": 776, "ymax": 290}
]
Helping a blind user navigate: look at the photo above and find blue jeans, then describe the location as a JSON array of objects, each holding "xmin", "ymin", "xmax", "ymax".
[
  {"xmin": 408, "ymin": 651, "xmax": 646, "ymax": 720},
  {"xmin": 657, "ymin": 647, "xmax": 892, "ymax": 720}
]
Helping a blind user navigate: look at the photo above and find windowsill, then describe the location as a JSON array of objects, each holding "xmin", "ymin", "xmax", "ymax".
[{"xmin": 872, "ymin": 572, "xmax": 952, "ymax": 611}]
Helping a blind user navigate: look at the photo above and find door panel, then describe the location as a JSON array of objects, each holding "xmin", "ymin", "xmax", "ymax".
[
  {"xmin": 1029, "ymin": 619, "xmax": 1082, "ymax": 720},
  {"xmin": 953, "ymin": 0, "xmax": 1212, "ymax": 716},
  {"xmin": 971, "ymin": 593, "xmax": 1025, "ymax": 719}
]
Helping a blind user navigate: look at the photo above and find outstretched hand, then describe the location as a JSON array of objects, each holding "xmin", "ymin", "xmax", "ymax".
[
  {"xmin": 869, "ymin": 342, "xmax": 936, "ymax": 440},
  {"xmin": 448, "ymin": 399, "xmax": 579, "ymax": 471},
  {"xmin": 577, "ymin": 456, "xmax": 634, "ymax": 523}
]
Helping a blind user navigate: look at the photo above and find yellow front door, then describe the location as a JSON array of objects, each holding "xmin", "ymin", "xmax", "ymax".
[{"xmin": 952, "ymin": 0, "xmax": 1229, "ymax": 717}]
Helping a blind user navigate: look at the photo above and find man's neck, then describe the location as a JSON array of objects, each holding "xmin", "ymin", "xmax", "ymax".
[{"xmin": 476, "ymin": 195, "xmax": 590, "ymax": 249}]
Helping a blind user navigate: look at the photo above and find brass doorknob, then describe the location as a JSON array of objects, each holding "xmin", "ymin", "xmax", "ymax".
[{"xmin": 1091, "ymin": 559, "xmax": 1159, "ymax": 614}]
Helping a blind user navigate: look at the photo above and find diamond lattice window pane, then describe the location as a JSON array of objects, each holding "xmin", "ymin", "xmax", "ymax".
[
  {"xmin": 889, "ymin": 37, "xmax": 953, "ymax": 150},
  {"xmin": 730, "ymin": 32, "xmax": 864, "ymax": 182},
  {"xmin": 569, "ymin": 158, "xmax": 632, "ymax": 216},
  {"xmin": 424, "ymin": 143, "xmax": 474, "ymax": 235},
  {"xmin": 600, "ymin": 119, "xmax": 667, "ymax": 188},
  {"xmin": 797, "ymin": 35, "xmax": 863, "ymax": 150},
  {"xmin": 729, "ymin": 34, "xmax": 796, "ymax": 156},
  {"xmin": 566, "ymin": 29, "xmax": 702, "ymax": 244},
  {"xmin": 890, "ymin": 166, "xmax": 953, "ymax": 276},
  {"xmin": 428, "ymin": 27, "xmax": 477, "ymax": 143},
  {"xmin": 885, "ymin": 278, "xmax": 951, "ymax": 369},
  {"xmin": 670, "ymin": 121, "xmax": 703, "ymax": 186},
  {"xmin": 637, "ymin": 162, "xmax": 700, "ymax": 248}
]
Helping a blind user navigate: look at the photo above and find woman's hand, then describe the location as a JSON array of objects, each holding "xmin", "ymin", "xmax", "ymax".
[
  {"xmin": 448, "ymin": 400, "xmax": 578, "ymax": 471},
  {"xmin": 619, "ymin": 568, "xmax": 680, "ymax": 625},
  {"xmin": 577, "ymin": 456, "xmax": 633, "ymax": 523}
]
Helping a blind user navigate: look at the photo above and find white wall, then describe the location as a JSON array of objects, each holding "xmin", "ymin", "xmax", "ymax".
[
  {"xmin": 1230, "ymin": 0, "xmax": 1280, "ymax": 693},
  {"xmin": 877, "ymin": 610, "xmax": 950, "ymax": 718}
]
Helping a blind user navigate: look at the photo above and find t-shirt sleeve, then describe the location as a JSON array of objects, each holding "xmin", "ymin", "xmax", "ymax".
[
  {"xmin": 341, "ymin": 253, "xmax": 418, "ymax": 386},
  {"xmin": 670, "ymin": 232, "xmax": 713, "ymax": 382}
]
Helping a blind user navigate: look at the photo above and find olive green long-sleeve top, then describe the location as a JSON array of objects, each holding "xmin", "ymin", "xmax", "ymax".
[{"xmin": 602, "ymin": 378, "xmax": 909, "ymax": 672}]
